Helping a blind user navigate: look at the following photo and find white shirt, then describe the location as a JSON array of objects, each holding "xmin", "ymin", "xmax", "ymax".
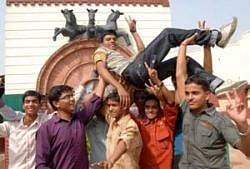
[{"xmin": 0, "ymin": 105, "xmax": 52, "ymax": 169}]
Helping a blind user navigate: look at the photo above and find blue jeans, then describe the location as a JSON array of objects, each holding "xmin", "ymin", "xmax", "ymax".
[{"xmin": 123, "ymin": 28, "xmax": 223, "ymax": 90}]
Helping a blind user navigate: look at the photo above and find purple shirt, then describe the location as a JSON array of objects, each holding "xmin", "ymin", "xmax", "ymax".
[{"xmin": 35, "ymin": 95, "xmax": 102, "ymax": 169}]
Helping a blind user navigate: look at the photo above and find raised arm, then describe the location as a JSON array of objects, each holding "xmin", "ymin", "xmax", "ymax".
[
  {"xmin": 175, "ymin": 33, "xmax": 198, "ymax": 104},
  {"xmin": 0, "ymin": 99, "xmax": 23, "ymax": 121},
  {"xmin": 225, "ymin": 89, "xmax": 250, "ymax": 157},
  {"xmin": 125, "ymin": 16, "xmax": 145, "ymax": 53},
  {"xmin": 96, "ymin": 61, "xmax": 130, "ymax": 108},
  {"xmin": 199, "ymin": 20, "xmax": 213, "ymax": 73},
  {"xmin": 144, "ymin": 62, "xmax": 174, "ymax": 105},
  {"xmin": 77, "ymin": 76, "xmax": 105, "ymax": 124}
]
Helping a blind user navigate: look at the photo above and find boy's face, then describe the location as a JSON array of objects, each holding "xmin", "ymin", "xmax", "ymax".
[
  {"xmin": 54, "ymin": 91, "xmax": 75, "ymax": 114},
  {"xmin": 185, "ymin": 82, "xmax": 209, "ymax": 113},
  {"xmin": 23, "ymin": 96, "xmax": 41, "ymax": 116},
  {"xmin": 102, "ymin": 34, "xmax": 117, "ymax": 50},
  {"xmin": 107, "ymin": 99, "xmax": 124, "ymax": 120},
  {"xmin": 144, "ymin": 99, "xmax": 160, "ymax": 120}
]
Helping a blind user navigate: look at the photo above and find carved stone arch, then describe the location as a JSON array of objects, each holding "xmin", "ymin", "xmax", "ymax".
[{"xmin": 36, "ymin": 39, "xmax": 133, "ymax": 94}]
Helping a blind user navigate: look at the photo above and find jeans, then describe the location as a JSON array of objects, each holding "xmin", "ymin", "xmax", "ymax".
[{"xmin": 123, "ymin": 28, "xmax": 223, "ymax": 91}]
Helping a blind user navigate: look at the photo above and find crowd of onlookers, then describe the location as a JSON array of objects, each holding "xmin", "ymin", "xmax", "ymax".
[{"xmin": 0, "ymin": 16, "xmax": 250, "ymax": 169}]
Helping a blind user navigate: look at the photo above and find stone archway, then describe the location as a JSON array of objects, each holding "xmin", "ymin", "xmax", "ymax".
[{"xmin": 36, "ymin": 39, "xmax": 133, "ymax": 94}]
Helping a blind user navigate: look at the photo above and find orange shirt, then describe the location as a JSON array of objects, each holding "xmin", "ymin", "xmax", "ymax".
[{"xmin": 133, "ymin": 104, "xmax": 177, "ymax": 169}]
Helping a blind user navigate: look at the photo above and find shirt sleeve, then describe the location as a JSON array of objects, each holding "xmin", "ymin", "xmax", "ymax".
[
  {"xmin": 93, "ymin": 48, "xmax": 107, "ymax": 63},
  {"xmin": 77, "ymin": 94, "xmax": 102, "ymax": 124},
  {"xmin": 118, "ymin": 119, "xmax": 141, "ymax": 150},
  {"xmin": 0, "ymin": 121, "xmax": 10, "ymax": 137},
  {"xmin": 0, "ymin": 99, "xmax": 23, "ymax": 121},
  {"xmin": 219, "ymin": 116, "xmax": 240, "ymax": 148},
  {"xmin": 163, "ymin": 104, "xmax": 178, "ymax": 131},
  {"xmin": 180, "ymin": 99, "xmax": 189, "ymax": 115},
  {"xmin": 35, "ymin": 123, "xmax": 52, "ymax": 169}
]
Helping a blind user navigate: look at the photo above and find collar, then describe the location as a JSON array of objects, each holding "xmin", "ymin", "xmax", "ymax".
[
  {"xmin": 51, "ymin": 111, "xmax": 77, "ymax": 124},
  {"xmin": 20, "ymin": 115, "xmax": 41, "ymax": 128},
  {"xmin": 201, "ymin": 105, "xmax": 216, "ymax": 116},
  {"xmin": 111, "ymin": 114, "xmax": 131, "ymax": 127}
]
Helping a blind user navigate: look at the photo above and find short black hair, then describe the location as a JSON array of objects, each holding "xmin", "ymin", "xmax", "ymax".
[
  {"xmin": 185, "ymin": 74, "xmax": 210, "ymax": 92},
  {"xmin": 100, "ymin": 29, "xmax": 117, "ymax": 42},
  {"xmin": 48, "ymin": 85, "xmax": 73, "ymax": 110},
  {"xmin": 143, "ymin": 94, "xmax": 161, "ymax": 109},
  {"xmin": 105, "ymin": 90, "xmax": 120, "ymax": 103},
  {"xmin": 22, "ymin": 90, "xmax": 42, "ymax": 103}
]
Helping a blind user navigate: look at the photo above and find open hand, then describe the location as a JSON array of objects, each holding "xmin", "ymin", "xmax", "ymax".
[
  {"xmin": 198, "ymin": 20, "xmax": 210, "ymax": 31},
  {"xmin": 225, "ymin": 89, "xmax": 247, "ymax": 124},
  {"xmin": 125, "ymin": 16, "xmax": 136, "ymax": 32},
  {"xmin": 117, "ymin": 85, "xmax": 130, "ymax": 108},
  {"xmin": 144, "ymin": 62, "xmax": 161, "ymax": 85},
  {"xmin": 181, "ymin": 32, "xmax": 198, "ymax": 46}
]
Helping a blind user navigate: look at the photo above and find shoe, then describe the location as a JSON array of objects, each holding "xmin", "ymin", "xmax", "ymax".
[
  {"xmin": 217, "ymin": 17, "xmax": 238, "ymax": 48},
  {"xmin": 194, "ymin": 69, "xmax": 224, "ymax": 93},
  {"xmin": 216, "ymin": 80, "xmax": 248, "ymax": 97}
]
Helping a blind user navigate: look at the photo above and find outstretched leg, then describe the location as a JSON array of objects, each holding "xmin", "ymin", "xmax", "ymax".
[
  {"xmin": 125, "ymin": 28, "xmax": 219, "ymax": 88},
  {"xmin": 124, "ymin": 17, "xmax": 237, "ymax": 89}
]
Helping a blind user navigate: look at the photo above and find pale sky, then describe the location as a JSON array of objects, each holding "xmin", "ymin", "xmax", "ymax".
[{"xmin": 170, "ymin": 0, "xmax": 250, "ymax": 41}]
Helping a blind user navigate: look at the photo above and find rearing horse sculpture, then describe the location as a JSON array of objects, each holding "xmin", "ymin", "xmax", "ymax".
[
  {"xmin": 96, "ymin": 9, "xmax": 131, "ymax": 46},
  {"xmin": 86, "ymin": 8, "xmax": 98, "ymax": 39},
  {"xmin": 53, "ymin": 9, "xmax": 87, "ymax": 41}
]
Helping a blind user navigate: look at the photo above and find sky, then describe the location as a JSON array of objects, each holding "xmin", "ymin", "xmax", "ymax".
[
  {"xmin": 0, "ymin": 0, "xmax": 250, "ymax": 75},
  {"xmin": 170, "ymin": 0, "xmax": 250, "ymax": 41}
]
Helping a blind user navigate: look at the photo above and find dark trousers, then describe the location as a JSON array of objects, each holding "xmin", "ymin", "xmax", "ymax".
[{"xmin": 124, "ymin": 28, "xmax": 223, "ymax": 89}]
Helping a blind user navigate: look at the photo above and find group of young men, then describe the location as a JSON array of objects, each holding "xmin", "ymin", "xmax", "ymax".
[{"xmin": 0, "ymin": 15, "xmax": 249, "ymax": 169}]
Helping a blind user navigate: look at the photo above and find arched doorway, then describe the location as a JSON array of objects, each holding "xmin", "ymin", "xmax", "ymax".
[{"xmin": 36, "ymin": 39, "xmax": 133, "ymax": 94}]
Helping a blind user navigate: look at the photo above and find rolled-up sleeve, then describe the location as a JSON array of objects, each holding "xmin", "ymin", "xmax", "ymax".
[
  {"xmin": 78, "ymin": 94, "xmax": 102, "ymax": 124},
  {"xmin": 0, "ymin": 99, "xmax": 23, "ymax": 121},
  {"xmin": 220, "ymin": 117, "xmax": 240, "ymax": 148},
  {"xmin": 119, "ymin": 120, "xmax": 140, "ymax": 150},
  {"xmin": 93, "ymin": 49, "xmax": 107, "ymax": 63}
]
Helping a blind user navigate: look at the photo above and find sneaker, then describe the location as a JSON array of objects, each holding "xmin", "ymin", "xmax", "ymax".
[
  {"xmin": 217, "ymin": 17, "xmax": 238, "ymax": 48},
  {"xmin": 216, "ymin": 80, "xmax": 248, "ymax": 97}
]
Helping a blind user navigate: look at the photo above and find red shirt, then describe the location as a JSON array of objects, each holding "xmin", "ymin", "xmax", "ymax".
[{"xmin": 133, "ymin": 104, "xmax": 177, "ymax": 169}]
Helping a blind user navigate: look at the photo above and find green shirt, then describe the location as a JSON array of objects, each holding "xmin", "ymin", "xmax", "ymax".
[{"xmin": 179, "ymin": 100, "xmax": 240, "ymax": 169}]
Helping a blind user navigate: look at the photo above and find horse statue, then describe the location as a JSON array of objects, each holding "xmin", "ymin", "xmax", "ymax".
[
  {"xmin": 96, "ymin": 9, "xmax": 131, "ymax": 46},
  {"xmin": 86, "ymin": 8, "xmax": 98, "ymax": 39},
  {"xmin": 53, "ymin": 9, "xmax": 87, "ymax": 41}
]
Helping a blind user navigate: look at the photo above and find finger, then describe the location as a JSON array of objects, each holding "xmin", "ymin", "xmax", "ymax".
[
  {"xmin": 125, "ymin": 16, "xmax": 128, "ymax": 23},
  {"xmin": 225, "ymin": 91, "xmax": 234, "ymax": 105},
  {"xmin": 198, "ymin": 20, "xmax": 202, "ymax": 29},
  {"xmin": 120, "ymin": 95, "xmax": 125, "ymax": 108},
  {"xmin": 144, "ymin": 62, "xmax": 150, "ymax": 70},
  {"xmin": 202, "ymin": 20, "xmax": 206, "ymax": 29},
  {"xmin": 129, "ymin": 15, "xmax": 132, "ymax": 21},
  {"xmin": 145, "ymin": 83, "xmax": 151, "ymax": 89},
  {"xmin": 150, "ymin": 62, "xmax": 154, "ymax": 69},
  {"xmin": 148, "ymin": 79, "xmax": 154, "ymax": 87},
  {"xmin": 127, "ymin": 95, "xmax": 130, "ymax": 108},
  {"xmin": 188, "ymin": 32, "xmax": 198, "ymax": 41}
]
